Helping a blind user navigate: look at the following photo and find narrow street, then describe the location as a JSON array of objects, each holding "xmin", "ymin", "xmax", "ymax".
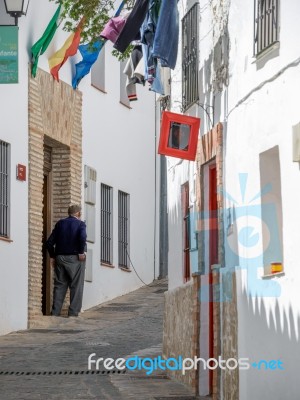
[{"xmin": 0, "ymin": 280, "xmax": 198, "ymax": 400}]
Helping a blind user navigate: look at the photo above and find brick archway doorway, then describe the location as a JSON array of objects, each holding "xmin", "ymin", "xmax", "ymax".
[{"xmin": 28, "ymin": 68, "xmax": 83, "ymax": 326}]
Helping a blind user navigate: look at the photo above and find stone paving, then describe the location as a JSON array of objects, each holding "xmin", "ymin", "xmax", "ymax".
[{"xmin": 0, "ymin": 280, "xmax": 203, "ymax": 400}]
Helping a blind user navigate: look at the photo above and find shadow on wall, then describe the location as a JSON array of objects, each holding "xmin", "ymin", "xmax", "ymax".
[
  {"xmin": 198, "ymin": 25, "xmax": 230, "ymax": 134},
  {"xmin": 238, "ymin": 284, "xmax": 300, "ymax": 400}
]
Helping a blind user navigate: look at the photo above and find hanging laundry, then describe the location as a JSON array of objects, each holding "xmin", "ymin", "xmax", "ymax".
[
  {"xmin": 100, "ymin": 15, "xmax": 127, "ymax": 44},
  {"xmin": 123, "ymin": 45, "xmax": 144, "ymax": 101},
  {"xmin": 150, "ymin": 60, "xmax": 171, "ymax": 96},
  {"xmin": 140, "ymin": 0, "xmax": 161, "ymax": 83},
  {"xmin": 114, "ymin": 0, "xmax": 150, "ymax": 53},
  {"xmin": 133, "ymin": 57, "xmax": 145, "ymax": 83},
  {"xmin": 152, "ymin": 0, "xmax": 179, "ymax": 69}
]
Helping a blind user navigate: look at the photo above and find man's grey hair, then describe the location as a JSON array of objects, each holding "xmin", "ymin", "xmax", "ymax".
[{"xmin": 68, "ymin": 204, "xmax": 82, "ymax": 216}]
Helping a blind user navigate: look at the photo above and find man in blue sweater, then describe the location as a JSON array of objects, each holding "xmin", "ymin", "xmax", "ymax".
[{"xmin": 46, "ymin": 204, "xmax": 87, "ymax": 317}]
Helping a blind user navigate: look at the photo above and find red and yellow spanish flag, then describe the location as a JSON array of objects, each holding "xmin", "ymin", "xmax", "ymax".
[{"xmin": 48, "ymin": 18, "xmax": 84, "ymax": 81}]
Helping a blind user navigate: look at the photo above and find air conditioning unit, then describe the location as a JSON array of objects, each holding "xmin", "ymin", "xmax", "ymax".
[{"xmin": 84, "ymin": 165, "xmax": 97, "ymax": 204}]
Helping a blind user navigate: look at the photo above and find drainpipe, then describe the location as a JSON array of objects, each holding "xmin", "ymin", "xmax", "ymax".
[
  {"xmin": 153, "ymin": 96, "xmax": 157, "ymax": 281},
  {"xmin": 159, "ymin": 154, "xmax": 168, "ymax": 279}
]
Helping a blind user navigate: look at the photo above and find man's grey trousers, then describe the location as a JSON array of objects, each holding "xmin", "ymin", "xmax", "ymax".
[{"xmin": 52, "ymin": 255, "xmax": 86, "ymax": 317}]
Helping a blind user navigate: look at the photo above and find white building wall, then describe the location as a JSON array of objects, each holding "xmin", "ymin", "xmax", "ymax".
[
  {"xmin": 226, "ymin": 0, "xmax": 300, "ymax": 398},
  {"xmin": 80, "ymin": 40, "xmax": 158, "ymax": 307},
  {"xmin": 166, "ymin": 0, "xmax": 300, "ymax": 397},
  {"xmin": 0, "ymin": 0, "xmax": 158, "ymax": 334},
  {"xmin": 0, "ymin": 2, "xmax": 30, "ymax": 335},
  {"xmin": 167, "ymin": 0, "xmax": 201, "ymax": 290}
]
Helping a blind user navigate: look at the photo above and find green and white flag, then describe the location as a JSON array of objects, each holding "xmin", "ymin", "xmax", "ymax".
[{"xmin": 31, "ymin": 4, "xmax": 62, "ymax": 77}]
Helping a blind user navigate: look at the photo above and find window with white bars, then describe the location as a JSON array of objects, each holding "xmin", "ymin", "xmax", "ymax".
[
  {"xmin": 182, "ymin": 3, "xmax": 199, "ymax": 111},
  {"xmin": 0, "ymin": 140, "xmax": 10, "ymax": 238},
  {"xmin": 101, "ymin": 184, "xmax": 113, "ymax": 265},
  {"xmin": 254, "ymin": 0, "xmax": 279, "ymax": 55},
  {"xmin": 118, "ymin": 191, "xmax": 130, "ymax": 268}
]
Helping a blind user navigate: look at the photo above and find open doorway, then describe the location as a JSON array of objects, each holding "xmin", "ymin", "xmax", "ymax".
[{"xmin": 42, "ymin": 144, "xmax": 53, "ymax": 315}]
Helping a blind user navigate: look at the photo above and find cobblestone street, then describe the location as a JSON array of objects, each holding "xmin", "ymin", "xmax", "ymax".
[{"xmin": 0, "ymin": 280, "xmax": 200, "ymax": 400}]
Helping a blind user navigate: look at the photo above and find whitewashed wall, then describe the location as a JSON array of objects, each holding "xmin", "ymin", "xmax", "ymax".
[
  {"xmin": 167, "ymin": 0, "xmax": 300, "ymax": 397},
  {"xmin": 167, "ymin": 0, "xmax": 200, "ymax": 290},
  {"xmin": 227, "ymin": 0, "xmax": 300, "ymax": 398},
  {"xmin": 0, "ymin": 0, "xmax": 158, "ymax": 334},
  {"xmin": 80, "ymin": 39, "xmax": 158, "ymax": 307},
  {"xmin": 0, "ymin": 1, "xmax": 30, "ymax": 335}
]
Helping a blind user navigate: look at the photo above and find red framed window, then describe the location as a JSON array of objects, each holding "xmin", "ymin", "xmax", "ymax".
[{"xmin": 158, "ymin": 111, "xmax": 200, "ymax": 161}]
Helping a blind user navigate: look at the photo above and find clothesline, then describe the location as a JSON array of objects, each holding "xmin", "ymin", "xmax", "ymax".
[{"xmin": 31, "ymin": 0, "xmax": 180, "ymax": 101}]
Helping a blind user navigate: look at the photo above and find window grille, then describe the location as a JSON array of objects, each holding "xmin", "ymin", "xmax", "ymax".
[
  {"xmin": 254, "ymin": 0, "xmax": 279, "ymax": 55},
  {"xmin": 182, "ymin": 3, "xmax": 199, "ymax": 111},
  {"xmin": 101, "ymin": 184, "xmax": 113, "ymax": 264},
  {"xmin": 0, "ymin": 140, "xmax": 10, "ymax": 238},
  {"xmin": 118, "ymin": 191, "xmax": 130, "ymax": 268}
]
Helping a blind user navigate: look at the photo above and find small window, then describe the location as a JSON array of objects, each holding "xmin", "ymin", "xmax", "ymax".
[
  {"xmin": 120, "ymin": 60, "xmax": 130, "ymax": 108},
  {"xmin": 182, "ymin": 3, "xmax": 199, "ymax": 111},
  {"xmin": 91, "ymin": 46, "xmax": 105, "ymax": 92},
  {"xmin": 101, "ymin": 184, "xmax": 113, "ymax": 265},
  {"xmin": 0, "ymin": 140, "xmax": 10, "ymax": 238},
  {"xmin": 254, "ymin": 0, "xmax": 279, "ymax": 55},
  {"xmin": 118, "ymin": 191, "xmax": 130, "ymax": 268}
]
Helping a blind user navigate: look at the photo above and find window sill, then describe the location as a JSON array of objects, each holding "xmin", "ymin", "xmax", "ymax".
[
  {"xmin": 0, "ymin": 236, "xmax": 13, "ymax": 243},
  {"xmin": 261, "ymin": 272, "xmax": 285, "ymax": 279},
  {"xmin": 101, "ymin": 262, "xmax": 115, "ymax": 269},
  {"xmin": 119, "ymin": 101, "xmax": 132, "ymax": 109},
  {"xmin": 91, "ymin": 84, "xmax": 107, "ymax": 94},
  {"xmin": 252, "ymin": 41, "xmax": 280, "ymax": 63},
  {"xmin": 119, "ymin": 266, "xmax": 131, "ymax": 273}
]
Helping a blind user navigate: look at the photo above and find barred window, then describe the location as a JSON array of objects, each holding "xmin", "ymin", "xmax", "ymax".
[
  {"xmin": 254, "ymin": 0, "xmax": 279, "ymax": 55},
  {"xmin": 101, "ymin": 184, "xmax": 113, "ymax": 265},
  {"xmin": 118, "ymin": 191, "xmax": 130, "ymax": 268},
  {"xmin": 182, "ymin": 3, "xmax": 199, "ymax": 111},
  {"xmin": 0, "ymin": 140, "xmax": 10, "ymax": 238}
]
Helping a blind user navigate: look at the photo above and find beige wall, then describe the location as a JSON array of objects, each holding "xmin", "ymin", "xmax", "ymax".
[{"xmin": 163, "ymin": 274, "xmax": 200, "ymax": 394}]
